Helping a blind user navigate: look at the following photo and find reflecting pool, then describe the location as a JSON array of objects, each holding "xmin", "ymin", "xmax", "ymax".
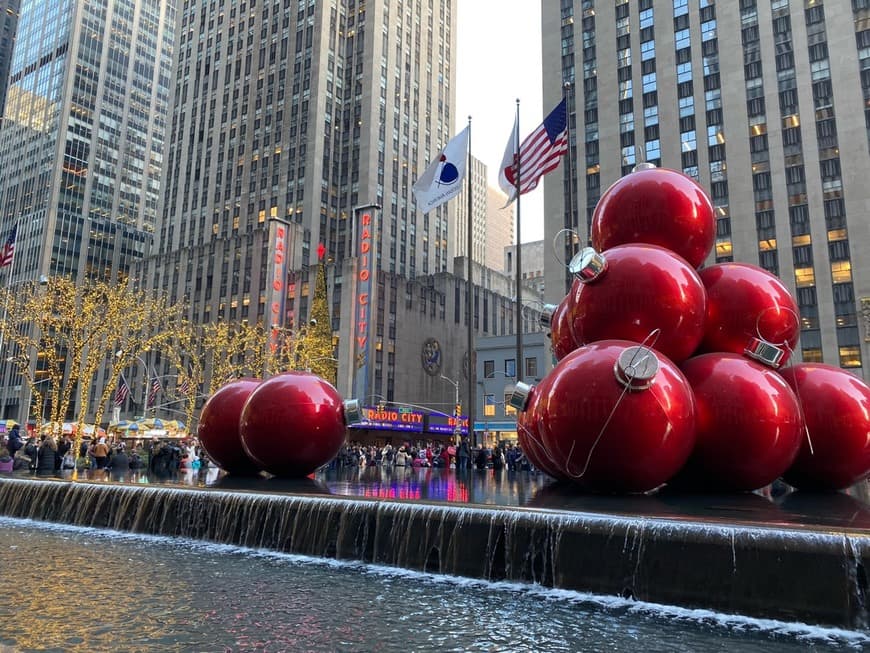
[{"xmin": 0, "ymin": 517, "xmax": 865, "ymax": 652}]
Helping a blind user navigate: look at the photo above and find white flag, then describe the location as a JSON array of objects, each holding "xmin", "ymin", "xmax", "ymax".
[
  {"xmin": 498, "ymin": 114, "xmax": 519, "ymax": 206},
  {"xmin": 413, "ymin": 126, "xmax": 469, "ymax": 213}
]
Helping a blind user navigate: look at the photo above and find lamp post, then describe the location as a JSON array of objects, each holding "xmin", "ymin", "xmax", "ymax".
[{"xmin": 440, "ymin": 374, "xmax": 463, "ymax": 443}]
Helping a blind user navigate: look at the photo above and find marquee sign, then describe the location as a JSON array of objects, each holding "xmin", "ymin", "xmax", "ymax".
[
  {"xmin": 347, "ymin": 408, "xmax": 469, "ymax": 436},
  {"xmin": 267, "ymin": 217, "xmax": 292, "ymax": 352},
  {"xmin": 352, "ymin": 205, "xmax": 379, "ymax": 402}
]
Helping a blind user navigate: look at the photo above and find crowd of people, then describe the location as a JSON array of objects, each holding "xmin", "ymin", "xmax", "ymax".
[
  {"xmin": 0, "ymin": 422, "xmax": 209, "ymax": 478},
  {"xmin": 332, "ymin": 439, "xmax": 533, "ymax": 472}
]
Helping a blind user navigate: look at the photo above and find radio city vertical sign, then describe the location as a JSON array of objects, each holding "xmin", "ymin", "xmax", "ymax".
[
  {"xmin": 353, "ymin": 204, "xmax": 379, "ymax": 403},
  {"xmin": 267, "ymin": 217, "xmax": 292, "ymax": 353}
]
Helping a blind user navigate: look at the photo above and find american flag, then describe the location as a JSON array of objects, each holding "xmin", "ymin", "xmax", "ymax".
[
  {"xmin": 147, "ymin": 374, "xmax": 162, "ymax": 408},
  {"xmin": 0, "ymin": 223, "xmax": 17, "ymax": 268},
  {"xmin": 499, "ymin": 98, "xmax": 568, "ymax": 203},
  {"xmin": 178, "ymin": 375, "xmax": 190, "ymax": 396},
  {"xmin": 113, "ymin": 376, "xmax": 130, "ymax": 406}
]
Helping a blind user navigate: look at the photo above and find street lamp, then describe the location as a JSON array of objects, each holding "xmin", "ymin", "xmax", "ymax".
[{"xmin": 440, "ymin": 375, "xmax": 464, "ymax": 443}]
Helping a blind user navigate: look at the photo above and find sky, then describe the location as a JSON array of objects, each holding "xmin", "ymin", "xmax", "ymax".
[{"xmin": 455, "ymin": 0, "xmax": 545, "ymax": 244}]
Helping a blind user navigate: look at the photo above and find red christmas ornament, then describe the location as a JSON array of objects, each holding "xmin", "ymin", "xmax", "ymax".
[
  {"xmin": 515, "ymin": 384, "xmax": 571, "ymax": 481},
  {"xmin": 699, "ymin": 263, "xmax": 799, "ymax": 363},
  {"xmin": 569, "ymin": 245, "xmax": 706, "ymax": 364},
  {"xmin": 677, "ymin": 353, "xmax": 803, "ymax": 491},
  {"xmin": 514, "ymin": 340, "xmax": 696, "ymax": 493},
  {"xmin": 198, "ymin": 378, "xmax": 263, "ymax": 475},
  {"xmin": 591, "ymin": 164, "xmax": 715, "ymax": 269},
  {"xmin": 543, "ymin": 292, "xmax": 578, "ymax": 362},
  {"xmin": 240, "ymin": 371, "xmax": 349, "ymax": 477},
  {"xmin": 779, "ymin": 363, "xmax": 870, "ymax": 491}
]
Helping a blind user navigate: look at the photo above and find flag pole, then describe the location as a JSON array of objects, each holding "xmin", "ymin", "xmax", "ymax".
[
  {"xmin": 563, "ymin": 81, "xmax": 577, "ymax": 293},
  {"xmin": 0, "ymin": 224, "xmax": 19, "ymax": 419},
  {"xmin": 514, "ymin": 99, "xmax": 524, "ymax": 384},
  {"xmin": 465, "ymin": 115, "xmax": 476, "ymax": 448}
]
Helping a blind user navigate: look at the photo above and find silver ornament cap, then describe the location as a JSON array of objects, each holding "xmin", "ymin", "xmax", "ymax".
[
  {"xmin": 614, "ymin": 346, "xmax": 660, "ymax": 391},
  {"xmin": 509, "ymin": 382, "xmax": 533, "ymax": 412},
  {"xmin": 632, "ymin": 162, "xmax": 657, "ymax": 172},
  {"xmin": 744, "ymin": 337, "xmax": 788, "ymax": 369},
  {"xmin": 343, "ymin": 398, "xmax": 364, "ymax": 425},
  {"xmin": 540, "ymin": 303, "xmax": 557, "ymax": 329},
  {"xmin": 568, "ymin": 247, "xmax": 607, "ymax": 283}
]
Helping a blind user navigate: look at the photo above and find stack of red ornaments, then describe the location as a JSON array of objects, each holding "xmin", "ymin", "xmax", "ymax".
[
  {"xmin": 197, "ymin": 371, "xmax": 359, "ymax": 477},
  {"xmin": 518, "ymin": 165, "xmax": 870, "ymax": 493}
]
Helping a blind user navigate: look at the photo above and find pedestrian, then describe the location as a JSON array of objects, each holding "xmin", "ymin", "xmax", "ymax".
[
  {"xmin": 36, "ymin": 435, "xmax": 58, "ymax": 474},
  {"xmin": 6, "ymin": 422, "xmax": 22, "ymax": 458},
  {"xmin": 457, "ymin": 438, "xmax": 470, "ymax": 471},
  {"xmin": 92, "ymin": 437, "xmax": 110, "ymax": 469}
]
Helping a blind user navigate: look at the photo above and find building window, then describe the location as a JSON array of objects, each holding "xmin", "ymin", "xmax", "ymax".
[
  {"xmin": 840, "ymin": 346, "xmax": 862, "ymax": 368},
  {"xmin": 504, "ymin": 359, "xmax": 516, "ymax": 378},
  {"xmin": 504, "ymin": 393, "xmax": 517, "ymax": 416},
  {"xmin": 484, "ymin": 394, "xmax": 496, "ymax": 417},
  {"xmin": 525, "ymin": 357, "xmax": 538, "ymax": 379},
  {"xmin": 484, "ymin": 359, "xmax": 495, "ymax": 379}
]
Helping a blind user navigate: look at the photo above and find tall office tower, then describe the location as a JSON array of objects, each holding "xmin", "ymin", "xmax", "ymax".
[
  {"xmin": 543, "ymin": 1, "xmax": 870, "ymax": 380},
  {"xmin": 454, "ymin": 154, "xmax": 486, "ymax": 270},
  {"xmin": 484, "ymin": 186, "xmax": 513, "ymax": 273},
  {"xmin": 150, "ymin": 1, "xmax": 457, "ymax": 401},
  {"xmin": 0, "ymin": 0, "xmax": 176, "ymax": 420},
  {"xmin": 0, "ymin": 1, "xmax": 20, "ymax": 122},
  {"xmin": 0, "ymin": 0, "xmax": 175, "ymax": 281}
]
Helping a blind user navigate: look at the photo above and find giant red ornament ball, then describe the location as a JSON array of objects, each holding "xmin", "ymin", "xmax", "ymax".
[
  {"xmin": 677, "ymin": 353, "xmax": 803, "ymax": 492},
  {"xmin": 240, "ymin": 371, "xmax": 347, "ymax": 477},
  {"xmin": 525, "ymin": 340, "xmax": 696, "ymax": 493},
  {"xmin": 779, "ymin": 363, "xmax": 870, "ymax": 491},
  {"xmin": 198, "ymin": 378, "xmax": 263, "ymax": 475},
  {"xmin": 569, "ymin": 244, "xmax": 706, "ymax": 364},
  {"xmin": 546, "ymin": 291, "xmax": 578, "ymax": 362},
  {"xmin": 516, "ymin": 384, "xmax": 571, "ymax": 482},
  {"xmin": 590, "ymin": 165, "xmax": 715, "ymax": 269},
  {"xmin": 699, "ymin": 262, "xmax": 800, "ymax": 360}
]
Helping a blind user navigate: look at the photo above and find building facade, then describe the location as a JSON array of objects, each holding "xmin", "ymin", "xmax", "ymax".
[
  {"xmin": 505, "ymin": 240, "xmax": 545, "ymax": 297},
  {"xmin": 0, "ymin": 0, "xmax": 20, "ymax": 123},
  {"xmin": 475, "ymin": 331, "xmax": 548, "ymax": 445},
  {"xmin": 543, "ymin": 0, "xmax": 870, "ymax": 380},
  {"xmin": 484, "ymin": 185, "xmax": 513, "ymax": 273},
  {"xmin": 148, "ymin": 0, "xmax": 523, "ymax": 412},
  {"xmin": 453, "ymin": 153, "xmax": 486, "ymax": 271},
  {"xmin": 0, "ymin": 0, "xmax": 176, "ymax": 421}
]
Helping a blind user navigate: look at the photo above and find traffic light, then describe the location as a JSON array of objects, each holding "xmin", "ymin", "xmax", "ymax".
[{"xmin": 455, "ymin": 403, "xmax": 462, "ymax": 416}]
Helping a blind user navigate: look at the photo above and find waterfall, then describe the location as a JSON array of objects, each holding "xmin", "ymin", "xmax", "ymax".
[{"xmin": 0, "ymin": 477, "xmax": 867, "ymax": 630}]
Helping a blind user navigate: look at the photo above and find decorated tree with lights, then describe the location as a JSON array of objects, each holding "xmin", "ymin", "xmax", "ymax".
[
  {"xmin": 300, "ymin": 244, "xmax": 337, "ymax": 385},
  {"xmin": 0, "ymin": 276, "xmax": 180, "ymax": 455}
]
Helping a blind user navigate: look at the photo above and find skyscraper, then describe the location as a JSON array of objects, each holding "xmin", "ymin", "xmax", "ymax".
[
  {"xmin": 0, "ymin": 0, "xmax": 175, "ymax": 282},
  {"xmin": 0, "ymin": 1, "xmax": 21, "ymax": 123},
  {"xmin": 0, "ymin": 0, "xmax": 176, "ymax": 420},
  {"xmin": 543, "ymin": 0, "xmax": 870, "ymax": 380},
  {"xmin": 454, "ymin": 153, "xmax": 487, "ymax": 272},
  {"xmin": 149, "ymin": 0, "xmax": 462, "ymax": 402},
  {"xmin": 484, "ymin": 185, "xmax": 513, "ymax": 273}
]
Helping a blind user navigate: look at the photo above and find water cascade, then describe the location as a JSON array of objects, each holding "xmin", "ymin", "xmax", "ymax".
[{"xmin": 0, "ymin": 477, "xmax": 866, "ymax": 629}]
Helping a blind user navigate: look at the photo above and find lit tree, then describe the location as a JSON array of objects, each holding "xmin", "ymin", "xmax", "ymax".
[
  {"xmin": 302, "ymin": 248, "xmax": 337, "ymax": 386},
  {"xmin": 0, "ymin": 276, "xmax": 182, "ymax": 457}
]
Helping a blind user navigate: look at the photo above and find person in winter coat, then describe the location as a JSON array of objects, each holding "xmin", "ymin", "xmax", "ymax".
[
  {"xmin": 6, "ymin": 423, "xmax": 22, "ymax": 457},
  {"xmin": 36, "ymin": 435, "xmax": 57, "ymax": 473}
]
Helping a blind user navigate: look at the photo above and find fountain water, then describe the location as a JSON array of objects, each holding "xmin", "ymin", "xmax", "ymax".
[{"xmin": 0, "ymin": 477, "xmax": 866, "ymax": 630}]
